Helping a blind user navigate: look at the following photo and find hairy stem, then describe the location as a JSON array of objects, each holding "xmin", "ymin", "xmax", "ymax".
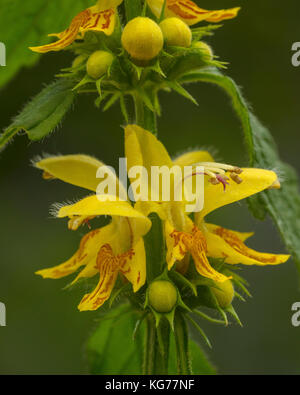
[
  {"xmin": 174, "ymin": 312, "xmax": 192, "ymax": 375},
  {"xmin": 133, "ymin": 93, "xmax": 157, "ymax": 135}
]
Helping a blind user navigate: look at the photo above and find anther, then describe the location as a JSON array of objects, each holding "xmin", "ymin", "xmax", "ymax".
[{"xmin": 230, "ymin": 173, "xmax": 243, "ymax": 184}]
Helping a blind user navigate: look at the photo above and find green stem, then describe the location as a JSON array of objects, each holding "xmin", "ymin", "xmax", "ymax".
[
  {"xmin": 143, "ymin": 315, "xmax": 157, "ymax": 374},
  {"xmin": 133, "ymin": 93, "xmax": 157, "ymax": 135},
  {"xmin": 174, "ymin": 312, "xmax": 192, "ymax": 375},
  {"xmin": 155, "ymin": 319, "xmax": 170, "ymax": 374},
  {"xmin": 143, "ymin": 315, "xmax": 170, "ymax": 374}
]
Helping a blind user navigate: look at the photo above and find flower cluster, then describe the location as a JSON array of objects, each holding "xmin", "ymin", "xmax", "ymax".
[
  {"xmin": 20, "ymin": 0, "xmax": 291, "ymax": 369},
  {"xmin": 36, "ymin": 126, "xmax": 289, "ymax": 316}
]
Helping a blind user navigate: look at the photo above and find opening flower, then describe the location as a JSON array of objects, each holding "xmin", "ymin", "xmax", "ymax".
[
  {"xmin": 125, "ymin": 125, "xmax": 290, "ymax": 283},
  {"xmin": 35, "ymin": 154, "xmax": 151, "ymax": 311},
  {"xmin": 147, "ymin": 0, "xmax": 240, "ymax": 25},
  {"xmin": 30, "ymin": 0, "xmax": 123, "ymax": 53}
]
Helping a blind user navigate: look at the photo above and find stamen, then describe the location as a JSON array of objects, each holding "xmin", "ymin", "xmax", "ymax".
[
  {"xmin": 196, "ymin": 162, "xmax": 242, "ymax": 173},
  {"xmin": 68, "ymin": 215, "xmax": 95, "ymax": 230},
  {"xmin": 230, "ymin": 172, "xmax": 243, "ymax": 184},
  {"xmin": 193, "ymin": 161, "xmax": 243, "ymax": 188},
  {"xmin": 216, "ymin": 175, "xmax": 230, "ymax": 191},
  {"xmin": 204, "ymin": 169, "xmax": 218, "ymax": 179},
  {"xmin": 201, "ymin": 166, "xmax": 226, "ymax": 175}
]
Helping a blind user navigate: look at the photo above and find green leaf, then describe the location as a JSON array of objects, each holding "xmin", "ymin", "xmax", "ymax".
[
  {"xmin": 191, "ymin": 24, "xmax": 222, "ymax": 41},
  {"xmin": 86, "ymin": 304, "xmax": 144, "ymax": 375},
  {"xmin": 189, "ymin": 340, "xmax": 216, "ymax": 374},
  {"xmin": 0, "ymin": 0, "xmax": 95, "ymax": 88},
  {"xmin": 0, "ymin": 79, "xmax": 75, "ymax": 149},
  {"xmin": 180, "ymin": 67, "xmax": 300, "ymax": 273},
  {"xmin": 168, "ymin": 81, "xmax": 198, "ymax": 106}
]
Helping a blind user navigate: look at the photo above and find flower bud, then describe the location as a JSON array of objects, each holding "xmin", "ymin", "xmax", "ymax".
[
  {"xmin": 148, "ymin": 280, "xmax": 177, "ymax": 313},
  {"xmin": 121, "ymin": 17, "xmax": 163, "ymax": 61},
  {"xmin": 211, "ymin": 280, "xmax": 234, "ymax": 308},
  {"xmin": 86, "ymin": 50, "xmax": 114, "ymax": 79},
  {"xmin": 159, "ymin": 17, "xmax": 192, "ymax": 48},
  {"xmin": 194, "ymin": 41, "xmax": 213, "ymax": 60},
  {"xmin": 72, "ymin": 54, "xmax": 86, "ymax": 68}
]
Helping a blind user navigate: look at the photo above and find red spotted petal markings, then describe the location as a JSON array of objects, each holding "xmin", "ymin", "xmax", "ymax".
[
  {"xmin": 30, "ymin": 6, "xmax": 117, "ymax": 53},
  {"xmin": 147, "ymin": 0, "xmax": 240, "ymax": 26}
]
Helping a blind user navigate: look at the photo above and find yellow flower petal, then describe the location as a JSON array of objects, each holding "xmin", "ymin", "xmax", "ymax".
[
  {"xmin": 125, "ymin": 125, "xmax": 173, "ymax": 201},
  {"xmin": 36, "ymin": 154, "xmax": 105, "ymax": 192},
  {"xmin": 165, "ymin": 220, "xmax": 229, "ymax": 282},
  {"xmin": 205, "ymin": 223, "xmax": 254, "ymax": 243},
  {"xmin": 71, "ymin": 261, "xmax": 99, "ymax": 285},
  {"xmin": 78, "ymin": 234, "xmax": 145, "ymax": 311},
  {"xmin": 78, "ymin": 244, "xmax": 120, "ymax": 311},
  {"xmin": 125, "ymin": 124, "xmax": 173, "ymax": 169},
  {"xmin": 36, "ymin": 154, "xmax": 128, "ymax": 199},
  {"xmin": 96, "ymin": 0, "xmax": 123, "ymax": 11},
  {"xmin": 205, "ymin": 226, "xmax": 290, "ymax": 266},
  {"xmin": 30, "ymin": 2, "xmax": 120, "ymax": 53},
  {"xmin": 134, "ymin": 201, "xmax": 168, "ymax": 220},
  {"xmin": 165, "ymin": 220, "xmax": 187, "ymax": 269},
  {"xmin": 147, "ymin": 0, "xmax": 240, "ymax": 26},
  {"xmin": 57, "ymin": 195, "xmax": 151, "ymax": 237},
  {"xmin": 196, "ymin": 168, "xmax": 278, "ymax": 220},
  {"xmin": 173, "ymin": 150, "xmax": 214, "ymax": 167},
  {"xmin": 119, "ymin": 239, "xmax": 146, "ymax": 292},
  {"xmin": 36, "ymin": 225, "xmax": 114, "ymax": 279}
]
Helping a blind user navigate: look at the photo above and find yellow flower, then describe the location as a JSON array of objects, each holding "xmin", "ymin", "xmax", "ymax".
[
  {"xmin": 125, "ymin": 125, "xmax": 290, "ymax": 284},
  {"xmin": 147, "ymin": 0, "xmax": 240, "ymax": 25},
  {"xmin": 30, "ymin": 0, "xmax": 123, "ymax": 53},
  {"xmin": 35, "ymin": 154, "xmax": 151, "ymax": 311}
]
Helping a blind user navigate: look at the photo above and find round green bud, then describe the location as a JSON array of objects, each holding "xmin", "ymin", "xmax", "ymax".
[
  {"xmin": 86, "ymin": 50, "xmax": 114, "ymax": 79},
  {"xmin": 211, "ymin": 280, "xmax": 234, "ymax": 309},
  {"xmin": 72, "ymin": 55, "xmax": 86, "ymax": 69},
  {"xmin": 148, "ymin": 280, "xmax": 178, "ymax": 313},
  {"xmin": 194, "ymin": 41, "xmax": 213, "ymax": 60},
  {"xmin": 159, "ymin": 17, "xmax": 192, "ymax": 48},
  {"xmin": 121, "ymin": 17, "xmax": 164, "ymax": 61}
]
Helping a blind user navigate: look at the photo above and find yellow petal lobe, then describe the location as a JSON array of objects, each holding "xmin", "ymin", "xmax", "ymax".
[
  {"xmin": 30, "ymin": 5, "xmax": 118, "ymax": 53},
  {"xmin": 165, "ymin": 221, "xmax": 229, "ymax": 282},
  {"xmin": 205, "ymin": 226, "xmax": 290, "ymax": 266},
  {"xmin": 147, "ymin": 0, "xmax": 240, "ymax": 26}
]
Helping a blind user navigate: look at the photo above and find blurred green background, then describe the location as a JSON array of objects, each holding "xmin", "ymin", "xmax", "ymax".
[{"xmin": 1, "ymin": 0, "xmax": 300, "ymax": 374}]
